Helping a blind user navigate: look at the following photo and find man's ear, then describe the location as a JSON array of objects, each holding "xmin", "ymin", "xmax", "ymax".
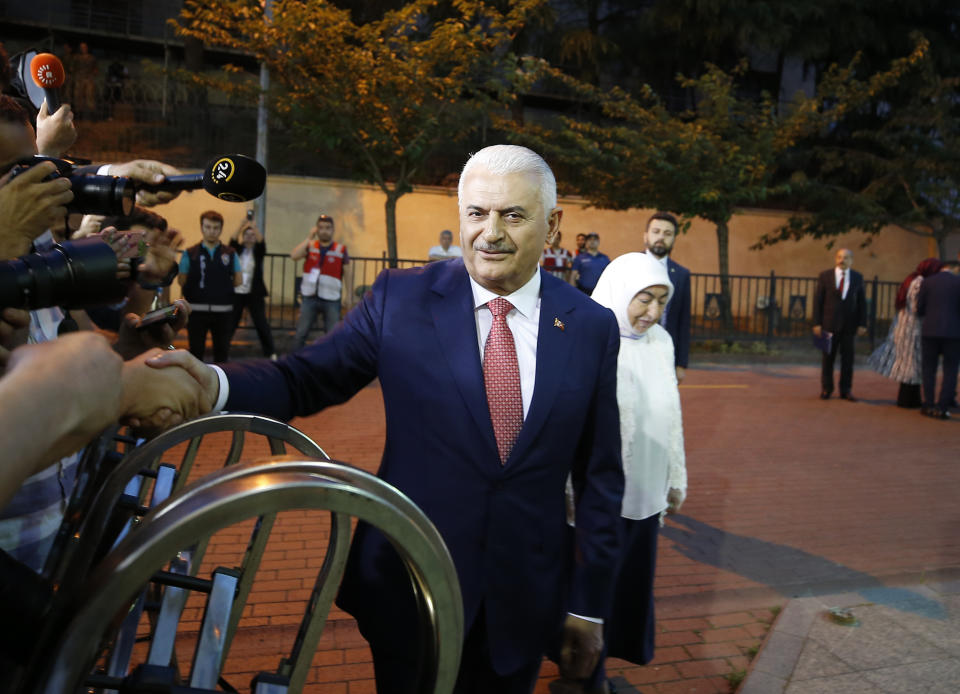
[{"xmin": 545, "ymin": 207, "xmax": 563, "ymax": 244}]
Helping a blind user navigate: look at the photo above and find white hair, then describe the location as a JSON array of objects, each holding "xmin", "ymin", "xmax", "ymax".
[{"xmin": 458, "ymin": 144, "xmax": 557, "ymax": 214}]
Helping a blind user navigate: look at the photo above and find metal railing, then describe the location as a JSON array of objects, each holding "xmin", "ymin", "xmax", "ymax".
[
  {"xmin": 237, "ymin": 258, "xmax": 900, "ymax": 350},
  {"xmin": 689, "ymin": 271, "xmax": 899, "ymax": 348}
]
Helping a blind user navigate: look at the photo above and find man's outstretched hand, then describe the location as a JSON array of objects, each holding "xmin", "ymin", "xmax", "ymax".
[{"xmin": 120, "ymin": 348, "xmax": 217, "ymax": 434}]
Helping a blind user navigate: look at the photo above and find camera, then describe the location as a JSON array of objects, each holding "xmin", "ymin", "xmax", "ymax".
[
  {"xmin": 0, "ymin": 237, "xmax": 127, "ymax": 310},
  {"xmin": 8, "ymin": 156, "xmax": 135, "ymax": 217}
]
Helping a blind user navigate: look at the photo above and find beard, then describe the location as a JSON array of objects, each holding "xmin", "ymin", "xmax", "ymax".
[{"xmin": 648, "ymin": 242, "xmax": 670, "ymax": 258}]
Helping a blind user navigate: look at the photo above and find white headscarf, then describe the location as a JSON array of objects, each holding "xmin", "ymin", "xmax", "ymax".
[{"xmin": 590, "ymin": 252, "xmax": 674, "ymax": 337}]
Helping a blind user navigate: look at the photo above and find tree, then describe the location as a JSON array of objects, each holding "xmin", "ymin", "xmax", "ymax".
[
  {"xmin": 505, "ymin": 41, "xmax": 926, "ymax": 327},
  {"xmin": 173, "ymin": 0, "xmax": 546, "ymax": 264},
  {"xmin": 755, "ymin": 49, "xmax": 960, "ymax": 259}
]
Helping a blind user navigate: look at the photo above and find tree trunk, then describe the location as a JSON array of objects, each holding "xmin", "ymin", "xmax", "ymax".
[
  {"xmin": 716, "ymin": 219, "xmax": 734, "ymax": 336},
  {"xmin": 384, "ymin": 189, "xmax": 400, "ymax": 268}
]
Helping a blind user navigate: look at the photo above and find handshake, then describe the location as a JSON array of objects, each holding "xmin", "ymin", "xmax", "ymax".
[
  {"xmin": 121, "ymin": 346, "xmax": 219, "ymax": 433},
  {"xmin": 0, "ymin": 331, "xmax": 220, "ymax": 508}
]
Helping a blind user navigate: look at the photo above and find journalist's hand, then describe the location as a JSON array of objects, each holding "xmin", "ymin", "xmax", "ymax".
[
  {"xmin": 120, "ymin": 348, "xmax": 214, "ymax": 433},
  {"xmin": 145, "ymin": 348, "xmax": 220, "ymax": 409},
  {"xmin": 0, "ymin": 161, "xmax": 74, "ymax": 258},
  {"xmin": 1, "ymin": 332, "xmax": 125, "ymax": 505},
  {"xmin": 559, "ymin": 614, "xmax": 604, "ymax": 681},
  {"xmin": 109, "ymin": 160, "xmax": 182, "ymax": 206},
  {"xmin": 0, "ymin": 308, "xmax": 30, "ymax": 368},
  {"xmin": 115, "ymin": 300, "xmax": 191, "ymax": 360},
  {"xmin": 137, "ymin": 227, "xmax": 184, "ymax": 283},
  {"xmin": 36, "ymin": 101, "xmax": 77, "ymax": 157},
  {"xmin": 74, "ymin": 213, "xmax": 106, "ymax": 239}
]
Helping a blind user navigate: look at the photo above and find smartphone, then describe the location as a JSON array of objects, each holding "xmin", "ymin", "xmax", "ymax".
[
  {"xmin": 246, "ymin": 208, "xmax": 255, "ymax": 221},
  {"xmin": 136, "ymin": 304, "xmax": 182, "ymax": 331}
]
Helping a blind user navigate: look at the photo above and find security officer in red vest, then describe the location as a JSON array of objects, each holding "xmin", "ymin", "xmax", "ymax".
[
  {"xmin": 290, "ymin": 213, "xmax": 350, "ymax": 349},
  {"xmin": 178, "ymin": 210, "xmax": 242, "ymax": 362}
]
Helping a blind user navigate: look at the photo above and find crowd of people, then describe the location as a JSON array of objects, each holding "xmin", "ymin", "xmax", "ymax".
[
  {"xmin": 1, "ymin": 58, "xmax": 956, "ymax": 694},
  {"xmin": 809, "ymin": 247, "xmax": 960, "ymax": 419}
]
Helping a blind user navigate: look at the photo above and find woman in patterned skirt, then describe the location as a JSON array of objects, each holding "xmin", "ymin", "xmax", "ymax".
[{"xmin": 869, "ymin": 258, "xmax": 942, "ymax": 407}]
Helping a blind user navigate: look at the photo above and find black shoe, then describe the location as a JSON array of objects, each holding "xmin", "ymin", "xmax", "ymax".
[
  {"xmin": 820, "ymin": 390, "xmax": 832, "ymax": 400},
  {"xmin": 921, "ymin": 407, "xmax": 948, "ymax": 420},
  {"xmin": 840, "ymin": 393, "xmax": 858, "ymax": 402}
]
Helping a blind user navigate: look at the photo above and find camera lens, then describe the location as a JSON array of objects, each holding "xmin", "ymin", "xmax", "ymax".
[
  {"xmin": 0, "ymin": 238, "xmax": 125, "ymax": 310},
  {"xmin": 68, "ymin": 174, "xmax": 135, "ymax": 216}
]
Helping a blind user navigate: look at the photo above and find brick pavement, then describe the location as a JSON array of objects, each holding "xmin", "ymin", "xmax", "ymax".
[{"xmin": 152, "ymin": 361, "xmax": 959, "ymax": 692}]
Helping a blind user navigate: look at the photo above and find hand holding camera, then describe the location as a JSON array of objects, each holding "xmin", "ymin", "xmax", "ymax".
[{"xmin": 0, "ymin": 161, "xmax": 74, "ymax": 258}]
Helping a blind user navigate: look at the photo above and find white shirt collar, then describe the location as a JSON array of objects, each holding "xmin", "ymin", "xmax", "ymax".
[
  {"xmin": 469, "ymin": 269, "xmax": 541, "ymax": 319},
  {"xmin": 656, "ymin": 253, "xmax": 669, "ymax": 267}
]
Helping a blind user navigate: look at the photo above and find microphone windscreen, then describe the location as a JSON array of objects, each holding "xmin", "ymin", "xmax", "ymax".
[
  {"xmin": 202, "ymin": 154, "xmax": 267, "ymax": 202},
  {"xmin": 30, "ymin": 53, "xmax": 66, "ymax": 89}
]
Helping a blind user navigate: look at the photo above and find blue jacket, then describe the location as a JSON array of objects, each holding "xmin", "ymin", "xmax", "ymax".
[
  {"xmin": 220, "ymin": 258, "xmax": 624, "ymax": 672},
  {"xmin": 918, "ymin": 270, "xmax": 960, "ymax": 339},
  {"xmin": 663, "ymin": 258, "xmax": 691, "ymax": 368}
]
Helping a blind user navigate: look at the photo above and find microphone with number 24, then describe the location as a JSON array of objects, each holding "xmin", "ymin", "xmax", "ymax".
[
  {"xmin": 30, "ymin": 53, "xmax": 66, "ymax": 113},
  {"xmin": 138, "ymin": 154, "xmax": 267, "ymax": 203}
]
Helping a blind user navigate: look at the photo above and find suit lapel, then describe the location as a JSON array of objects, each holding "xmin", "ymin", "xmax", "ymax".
[
  {"xmin": 509, "ymin": 273, "xmax": 577, "ymax": 464},
  {"xmin": 429, "ymin": 262, "xmax": 499, "ymax": 461}
]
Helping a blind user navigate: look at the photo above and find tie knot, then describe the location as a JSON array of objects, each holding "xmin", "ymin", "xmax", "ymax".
[{"xmin": 488, "ymin": 297, "xmax": 514, "ymax": 318}]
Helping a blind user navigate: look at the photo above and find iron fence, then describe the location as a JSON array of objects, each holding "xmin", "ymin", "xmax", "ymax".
[
  {"xmin": 689, "ymin": 271, "xmax": 899, "ymax": 348},
  {"xmin": 236, "ymin": 257, "xmax": 901, "ymax": 350}
]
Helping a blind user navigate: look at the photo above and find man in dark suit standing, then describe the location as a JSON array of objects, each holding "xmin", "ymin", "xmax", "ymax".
[
  {"xmin": 643, "ymin": 212, "xmax": 691, "ymax": 382},
  {"xmin": 146, "ymin": 145, "xmax": 624, "ymax": 694},
  {"xmin": 917, "ymin": 261, "xmax": 960, "ymax": 419},
  {"xmin": 813, "ymin": 248, "xmax": 867, "ymax": 400}
]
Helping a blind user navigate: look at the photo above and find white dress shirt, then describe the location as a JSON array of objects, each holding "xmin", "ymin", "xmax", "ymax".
[{"xmin": 835, "ymin": 266, "xmax": 849, "ymax": 300}]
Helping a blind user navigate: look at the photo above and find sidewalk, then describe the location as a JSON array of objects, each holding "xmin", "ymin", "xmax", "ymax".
[
  {"xmin": 742, "ymin": 580, "xmax": 960, "ymax": 693},
  {"xmin": 173, "ymin": 358, "xmax": 959, "ymax": 693}
]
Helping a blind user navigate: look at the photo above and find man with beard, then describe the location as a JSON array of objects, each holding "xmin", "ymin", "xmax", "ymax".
[{"xmin": 643, "ymin": 212, "xmax": 691, "ymax": 382}]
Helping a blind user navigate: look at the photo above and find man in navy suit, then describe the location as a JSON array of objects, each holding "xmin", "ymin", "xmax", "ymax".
[
  {"xmin": 813, "ymin": 248, "xmax": 867, "ymax": 400},
  {"xmin": 148, "ymin": 145, "xmax": 624, "ymax": 694},
  {"xmin": 917, "ymin": 261, "xmax": 960, "ymax": 419},
  {"xmin": 643, "ymin": 212, "xmax": 691, "ymax": 382}
]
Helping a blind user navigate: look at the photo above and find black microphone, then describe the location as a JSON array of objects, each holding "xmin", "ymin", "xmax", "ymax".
[
  {"xmin": 30, "ymin": 53, "xmax": 65, "ymax": 113},
  {"xmin": 137, "ymin": 154, "xmax": 267, "ymax": 202}
]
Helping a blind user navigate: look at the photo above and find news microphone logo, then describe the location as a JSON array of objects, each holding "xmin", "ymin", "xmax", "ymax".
[
  {"xmin": 35, "ymin": 65, "xmax": 59, "ymax": 87},
  {"xmin": 29, "ymin": 53, "xmax": 66, "ymax": 112},
  {"xmin": 206, "ymin": 156, "xmax": 256, "ymax": 202}
]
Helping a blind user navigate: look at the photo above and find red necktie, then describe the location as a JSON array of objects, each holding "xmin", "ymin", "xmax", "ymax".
[
  {"xmin": 838, "ymin": 272, "xmax": 845, "ymax": 296},
  {"xmin": 484, "ymin": 298, "xmax": 523, "ymax": 464}
]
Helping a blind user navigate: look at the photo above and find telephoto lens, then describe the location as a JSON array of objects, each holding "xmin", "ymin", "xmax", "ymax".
[
  {"xmin": 0, "ymin": 237, "xmax": 126, "ymax": 310},
  {"xmin": 69, "ymin": 173, "xmax": 135, "ymax": 217},
  {"xmin": 8, "ymin": 156, "xmax": 135, "ymax": 217}
]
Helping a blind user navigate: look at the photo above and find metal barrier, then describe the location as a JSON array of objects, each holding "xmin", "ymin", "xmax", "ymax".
[
  {"xmin": 689, "ymin": 272, "xmax": 899, "ymax": 348},
  {"xmin": 20, "ymin": 415, "xmax": 462, "ymax": 694},
  {"xmin": 241, "ymin": 258, "xmax": 901, "ymax": 349}
]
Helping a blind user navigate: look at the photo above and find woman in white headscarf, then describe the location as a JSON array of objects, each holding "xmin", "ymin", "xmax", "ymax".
[{"xmin": 588, "ymin": 251, "xmax": 687, "ymax": 689}]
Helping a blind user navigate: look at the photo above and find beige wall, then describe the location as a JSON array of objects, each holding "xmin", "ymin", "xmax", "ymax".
[{"xmin": 160, "ymin": 173, "xmax": 940, "ymax": 288}]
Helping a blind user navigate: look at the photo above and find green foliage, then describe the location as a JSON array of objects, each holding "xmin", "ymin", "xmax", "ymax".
[
  {"xmin": 725, "ymin": 668, "xmax": 747, "ymax": 690},
  {"xmin": 172, "ymin": 0, "xmax": 548, "ymax": 262},
  {"xmin": 756, "ymin": 39, "xmax": 960, "ymax": 257}
]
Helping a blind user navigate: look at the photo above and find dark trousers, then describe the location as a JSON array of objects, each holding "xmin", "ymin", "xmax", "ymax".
[
  {"xmin": 586, "ymin": 514, "xmax": 660, "ymax": 690},
  {"xmin": 921, "ymin": 336, "xmax": 960, "ymax": 409},
  {"xmin": 232, "ymin": 294, "xmax": 275, "ymax": 357},
  {"xmin": 821, "ymin": 327, "xmax": 856, "ymax": 394},
  {"xmin": 366, "ymin": 604, "xmax": 541, "ymax": 694},
  {"xmin": 187, "ymin": 310, "xmax": 234, "ymax": 362}
]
